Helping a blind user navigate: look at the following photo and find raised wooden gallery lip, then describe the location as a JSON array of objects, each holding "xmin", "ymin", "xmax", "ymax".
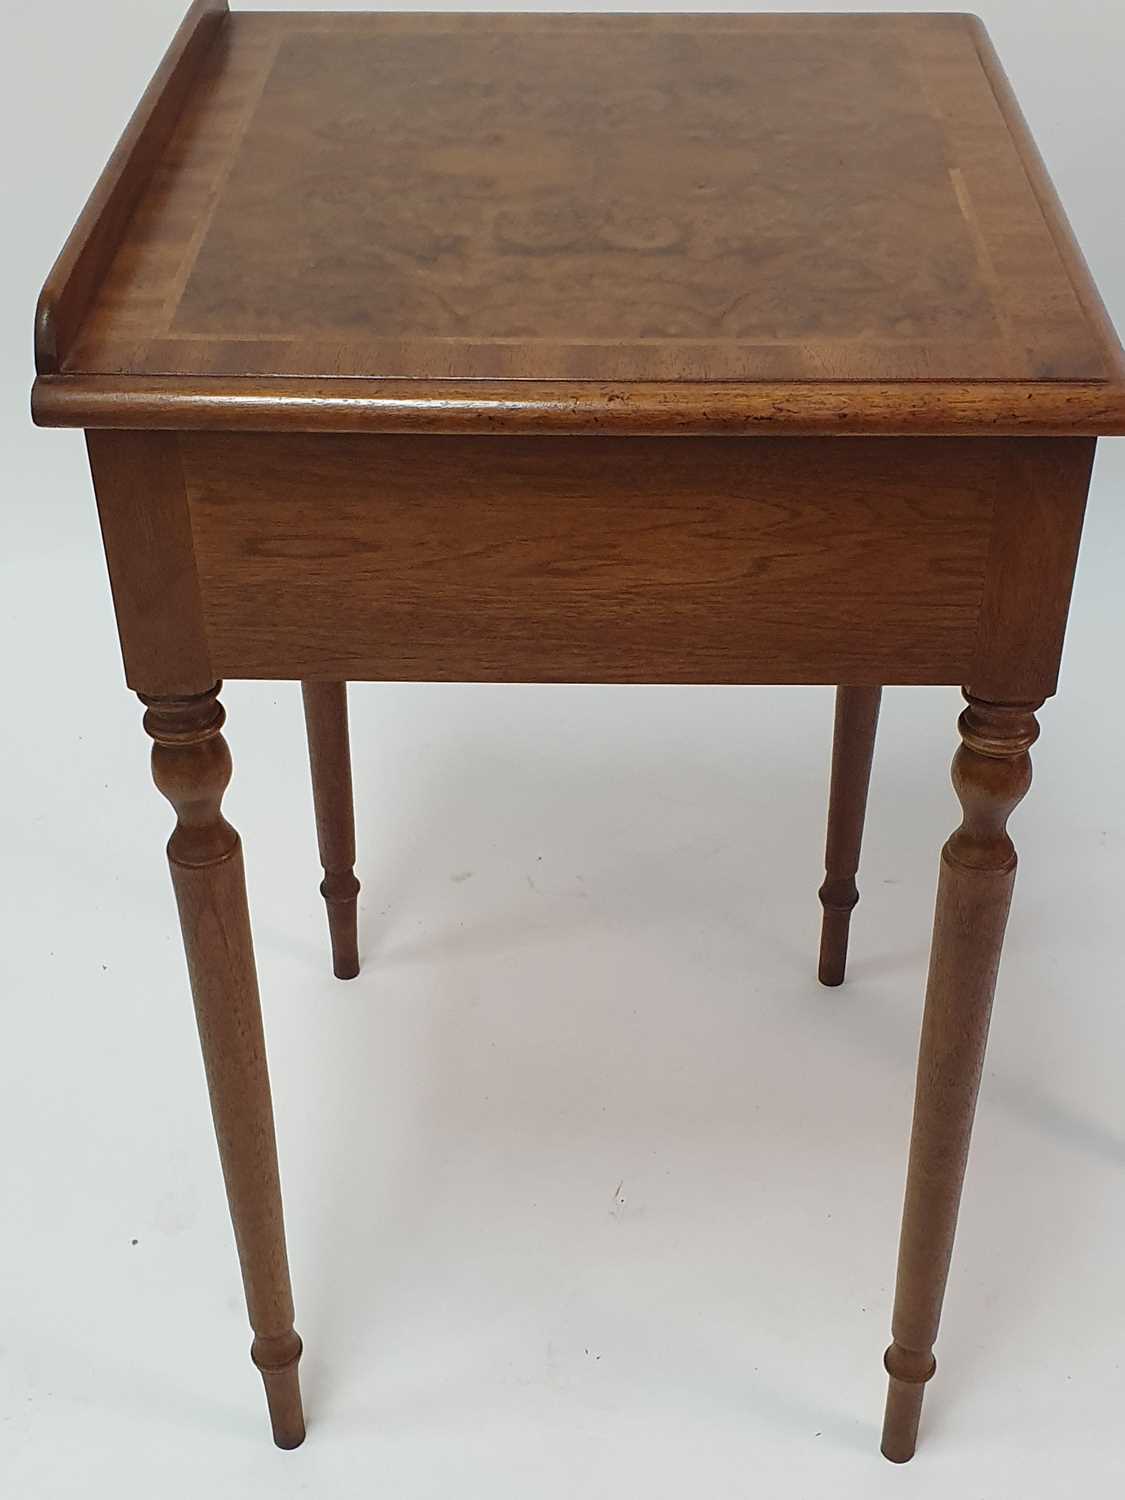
[
  {"xmin": 33, "ymin": 0, "xmax": 229, "ymax": 380},
  {"xmin": 31, "ymin": 4, "xmax": 1125, "ymax": 437}
]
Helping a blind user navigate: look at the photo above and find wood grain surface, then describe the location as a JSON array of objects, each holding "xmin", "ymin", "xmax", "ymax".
[
  {"xmin": 142, "ymin": 683, "xmax": 305, "ymax": 1449},
  {"xmin": 33, "ymin": 6, "xmax": 1117, "ymax": 1464},
  {"xmin": 300, "ymin": 681, "xmax": 361, "ymax": 981},
  {"xmin": 179, "ymin": 433, "xmax": 998, "ymax": 687},
  {"xmin": 31, "ymin": 8, "xmax": 1125, "ymax": 436},
  {"xmin": 34, "ymin": 373, "xmax": 1125, "ymax": 438},
  {"xmin": 818, "ymin": 686, "xmax": 883, "ymax": 987},
  {"xmin": 34, "ymin": 0, "xmax": 229, "ymax": 376},
  {"xmin": 86, "ymin": 428, "xmax": 214, "ymax": 696},
  {"xmin": 881, "ymin": 695, "xmax": 1041, "ymax": 1462}
]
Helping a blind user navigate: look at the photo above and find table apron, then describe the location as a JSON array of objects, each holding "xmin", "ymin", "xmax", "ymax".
[{"xmin": 85, "ymin": 431, "xmax": 1094, "ymax": 699}]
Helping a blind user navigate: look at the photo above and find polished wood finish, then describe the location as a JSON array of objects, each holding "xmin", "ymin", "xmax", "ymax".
[
  {"xmin": 86, "ymin": 429, "xmax": 212, "ymax": 697},
  {"xmin": 819, "ymin": 687, "xmax": 882, "ymax": 987},
  {"xmin": 181, "ymin": 433, "xmax": 998, "ymax": 688},
  {"xmin": 32, "ymin": 3, "xmax": 1124, "ymax": 1464},
  {"xmin": 32, "ymin": 374, "xmax": 1125, "ymax": 438},
  {"xmin": 176, "ymin": 432, "xmax": 1092, "ymax": 699},
  {"xmin": 301, "ymin": 681, "xmax": 360, "ymax": 981},
  {"xmin": 141, "ymin": 683, "xmax": 304, "ymax": 1448},
  {"xmin": 881, "ymin": 695, "xmax": 1040, "ymax": 1462},
  {"xmin": 971, "ymin": 438, "xmax": 1094, "ymax": 701},
  {"xmin": 34, "ymin": 0, "xmax": 229, "ymax": 377},
  {"xmin": 64, "ymin": 13, "xmax": 1110, "ymax": 383},
  {"xmin": 30, "ymin": 10, "xmax": 1125, "ymax": 437}
]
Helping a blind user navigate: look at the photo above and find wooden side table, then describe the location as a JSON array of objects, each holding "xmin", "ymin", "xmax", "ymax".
[{"xmin": 33, "ymin": 2, "xmax": 1125, "ymax": 1463}]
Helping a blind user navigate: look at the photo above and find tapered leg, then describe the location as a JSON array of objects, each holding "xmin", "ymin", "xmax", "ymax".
[
  {"xmin": 818, "ymin": 686, "xmax": 882, "ymax": 985},
  {"xmin": 301, "ymin": 681, "xmax": 360, "ymax": 980},
  {"xmin": 880, "ymin": 694, "xmax": 1041, "ymax": 1463},
  {"xmin": 142, "ymin": 683, "xmax": 305, "ymax": 1449}
]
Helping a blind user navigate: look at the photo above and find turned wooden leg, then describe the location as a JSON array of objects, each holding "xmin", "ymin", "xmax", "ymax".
[
  {"xmin": 301, "ymin": 681, "xmax": 361, "ymax": 980},
  {"xmin": 818, "ymin": 685, "xmax": 882, "ymax": 985},
  {"xmin": 881, "ymin": 694, "xmax": 1041, "ymax": 1463},
  {"xmin": 142, "ymin": 683, "xmax": 305, "ymax": 1449}
]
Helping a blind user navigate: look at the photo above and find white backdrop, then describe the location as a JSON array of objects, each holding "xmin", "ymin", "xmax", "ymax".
[{"xmin": 3, "ymin": 4, "xmax": 1123, "ymax": 1496}]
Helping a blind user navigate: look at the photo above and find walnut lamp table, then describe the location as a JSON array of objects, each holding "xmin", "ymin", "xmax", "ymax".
[{"xmin": 32, "ymin": 3, "xmax": 1125, "ymax": 1464}]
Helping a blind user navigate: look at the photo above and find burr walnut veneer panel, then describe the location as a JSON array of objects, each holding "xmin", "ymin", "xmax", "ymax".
[{"xmin": 60, "ymin": 11, "xmax": 1112, "ymax": 386}]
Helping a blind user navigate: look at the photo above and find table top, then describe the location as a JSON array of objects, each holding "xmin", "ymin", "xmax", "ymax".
[{"xmin": 33, "ymin": 3, "xmax": 1125, "ymax": 436}]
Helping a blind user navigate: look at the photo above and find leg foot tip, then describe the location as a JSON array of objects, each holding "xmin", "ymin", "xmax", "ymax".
[
  {"xmin": 330, "ymin": 931, "xmax": 360, "ymax": 980},
  {"xmin": 254, "ymin": 1332, "xmax": 305, "ymax": 1449},
  {"xmin": 817, "ymin": 902, "xmax": 854, "ymax": 987},
  {"xmin": 880, "ymin": 1441, "xmax": 915, "ymax": 1465},
  {"xmin": 817, "ymin": 943, "xmax": 848, "ymax": 986},
  {"xmin": 881, "ymin": 1351, "xmax": 931, "ymax": 1465},
  {"xmin": 324, "ymin": 888, "xmax": 359, "ymax": 981}
]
